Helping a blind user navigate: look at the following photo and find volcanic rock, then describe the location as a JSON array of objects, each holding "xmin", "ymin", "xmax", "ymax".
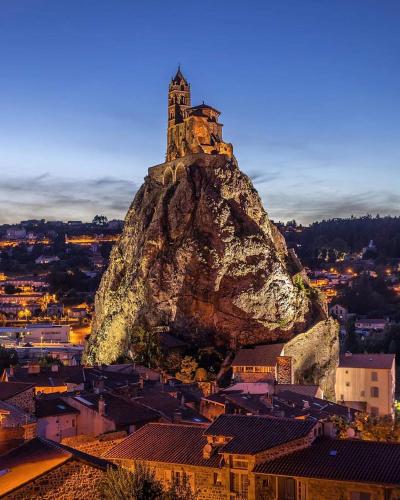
[{"xmin": 84, "ymin": 153, "xmax": 331, "ymax": 365}]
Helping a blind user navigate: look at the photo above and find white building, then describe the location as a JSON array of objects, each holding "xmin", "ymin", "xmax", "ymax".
[
  {"xmin": 335, "ymin": 353, "xmax": 396, "ymax": 416},
  {"xmin": 0, "ymin": 324, "xmax": 70, "ymax": 343}
]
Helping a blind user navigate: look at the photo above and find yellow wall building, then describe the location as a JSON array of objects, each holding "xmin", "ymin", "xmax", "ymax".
[{"xmin": 335, "ymin": 353, "xmax": 396, "ymax": 416}]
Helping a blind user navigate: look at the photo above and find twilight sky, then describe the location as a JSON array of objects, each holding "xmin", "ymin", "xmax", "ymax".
[{"xmin": 0, "ymin": 0, "xmax": 399, "ymax": 225}]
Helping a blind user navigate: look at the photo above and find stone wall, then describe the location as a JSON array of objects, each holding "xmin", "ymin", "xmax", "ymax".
[
  {"xmin": 6, "ymin": 387, "xmax": 35, "ymax": 414},
  {"xmin": 62, "ymin": 433, "xmax": 126, "ymax": 457},
  {"xmin": 7, "ymin": 459, "xmax": 106, "ymax": 500},
  {"xmin": 255, "ymin": 475, "xmax": 400, "ymax": 500}
]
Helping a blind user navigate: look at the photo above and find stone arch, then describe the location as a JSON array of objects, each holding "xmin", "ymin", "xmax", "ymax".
[
  {"xmin": 163, "ymin": 167, "xmax": 174, "ymax": 186},
  {"xmin": 175, "ymin": 162, "xmax": 186, "ymax": 181}
]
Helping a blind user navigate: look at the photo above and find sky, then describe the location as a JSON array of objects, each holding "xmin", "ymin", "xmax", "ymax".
[{"xmin": 0, "ymin": 0, "xmax": 399, "ymax": 225}]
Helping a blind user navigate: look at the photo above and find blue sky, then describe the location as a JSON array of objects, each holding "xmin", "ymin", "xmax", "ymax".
[{"xmin": 0, "ymin": 0, "xmax": 399, "ymax": 224}]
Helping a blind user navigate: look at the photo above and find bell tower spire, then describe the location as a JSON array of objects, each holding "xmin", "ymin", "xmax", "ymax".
[{"xmin": 167, "ymin": 67, "xmax": 191, "ymax": 159}]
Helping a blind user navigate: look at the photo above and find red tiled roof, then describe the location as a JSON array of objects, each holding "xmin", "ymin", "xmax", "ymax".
[
  {"xmin": 275, "ymin": 384, "xmax": 320, "ymax": 398},
  {"xmin": 231, "ymin": 343, "xmax": 285, "ymax": 367},
  {"xmin": 339, "ymin": 353, "xmax": 395, "ymax": 369},
  {"xmin": 254, "ymin": 437, "xmax": 400, "ymax": 486},
  {"xmin": 0, "ymin": 381, "xmax": 34, "ymax": 400},
  {"xmin": 204, "ymin": 414, "xmax": 317, "ymax": 454},
  {"xmin": 70, "ymin": 392, "xmax": 159, "ymax": 427},
  {"xmin": 104, "ymin": 423, "xmax": 219, "ymax": 467}
]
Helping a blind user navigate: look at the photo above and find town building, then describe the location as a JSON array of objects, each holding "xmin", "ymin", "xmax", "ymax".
[
  {"xmin": 3, "ymin": 364, "xmax": 86, "ymax": 394},
  {"xmin": 329, "ymin": 303, "xmax": 349, "ymax": 323},
  {"xmin": 64, "ymin": 391, "xmax": 160, "ymax": 436},
  {"xmin": 0, "ymin": 437, "xmax": 113, "ymax": 498},
  {"xmin": 35, "ymin": 255, "xmax": 60, "ymax": 264},
  {"xmin": 231, "ymin": 343, "xmax": 293, "ymax": 383},
  {"xmin": 36, "ymin": 397, "xmax": 79, "ymax": 442},
  {"xmin": 335, "ymin": 353, "xmax": 396, "ymax": 416},
  {"xmin": 0, "ymin": 323, "xmax": 70, "ymax": 343},
  {"xmin": 105, "ymin": 414, "xmax": 400, "ymax": 499},
  {"xmin": 0, "ymin": 381, "xmax": 35, "ymax": 413},
  {"xmin": 355, "ymin": 318, "xmax": 389, "ymax": 334}
]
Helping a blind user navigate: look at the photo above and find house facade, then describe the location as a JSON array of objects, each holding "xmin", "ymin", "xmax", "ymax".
[
  {"xmin": 335, "ymin": 353, "xmax": 396, "ymax": 416},
  {"xmin": 105, "ymin": 414, "xmax": 400, "ymax": 500}
]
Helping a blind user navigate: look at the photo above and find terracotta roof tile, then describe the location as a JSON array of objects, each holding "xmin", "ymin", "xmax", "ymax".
[
  {"xmin": 0, "ymin": 381, "xmax": 34, "ymax": 400},
  {"xmin": 104, "ymin": 423, "xmax": 219, "ymax": 467},
  {"xmin": 339, "ymin": 353, "xmax": 395, "ymax": 369},
  {"xmin": 204, "ymin": 414, "xmax": 317, "ymax": 454},
  {"xmin": 231, "ymin": 343, "xmax": 285, "ymax": 367},
  {"xmin": 254, "ymin": 437, "xmax": 400, "ymax": 485}
]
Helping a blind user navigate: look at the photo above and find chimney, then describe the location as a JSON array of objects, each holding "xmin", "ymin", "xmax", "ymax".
[
  {"xmin": 173, "ymin": 409, "xmax": 182, "ymax": 423},
  {"xmin": 261, "ymin": 394, "xmax": 273, "ymax": 409},
  {"xmin": 323, "ymin": 421, "xmax": 337, "ymax": 438},
  {"xmin": 139, "ymin": 377, "xmax": 144, "ymax": 389},
  {"xmin": 203, "ymin": 443, "xmax": 214, "ymax": 459},
  {"xmin": 98, "ymin": 395, "xmax": 106, "ymax": 416}
]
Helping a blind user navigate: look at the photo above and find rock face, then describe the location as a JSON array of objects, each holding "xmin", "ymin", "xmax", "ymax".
[
  {"xmin": 283, "ymin": 318, "xmax": 339, "ymax": 399},
  {"xmin": 85, "ymin": 153, "xmax": 329, "ymax": 365}
]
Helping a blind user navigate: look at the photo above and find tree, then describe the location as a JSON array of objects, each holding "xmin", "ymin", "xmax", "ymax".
[
  {"xmin": 194, "ymin": 367, "xmax": 208, "ymax": 382},
  {"xmin": 176, "ymin": 356, "xmax": 198, "ymax": 383},
  {"xmin": 354, "ymin": 413, "xmax": 400, "ymax": 442},
  {"xmin": 164, "ymin": 473, "xmax": 197, "ymax": 500},
  {"xmin": 128, "ymin": 326, "xmax": 161, "ymax": 368},
  {"xmin": 18, "ymin": 309, "xmax": 32, "ymax": 321},
  {"xmin": 99, "ymin": 463, "xmax": 163, "ymax": 500},
  {"xmin": 92, "ymin": 214, "xmax": 108, "ymax": 226},
  {"xmin": 0, "ymin": 346, "xmax": 18, "ymax": 373}
]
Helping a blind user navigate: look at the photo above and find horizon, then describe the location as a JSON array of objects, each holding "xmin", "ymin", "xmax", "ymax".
[{"xmin": 1, "ymin": 1, "xmax": 399, "ymax": 224}]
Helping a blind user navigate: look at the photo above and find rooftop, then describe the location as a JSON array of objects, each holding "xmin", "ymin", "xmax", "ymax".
[
  {"xmin": 104, "ymin": 423, "xmax": 219, "ymax": 467},
  {"xmin": 0, "ymin": 437, "xmax": 112, "ymax": 497},
  {"xmin": 0, "ymin": 381, "xmax": 34, "ymax": 400},
  {"xmin": 70, "ymin": 392, "xmax": 159, "ymax": 427},
  {"xmin": 35, "ymin": 397, "xmax": 79, "ymax": 418},
  {"xmin": 231, "ymin": 343, "xmax": 285, "ymax": 367},
  {"xmin": 254, "ymin": 437, "xmax": 400, "ymax": 486},
  {"xmin": 204, "ymin": 414, "xmax": 317, "ymax": 454},
  {"xmin": 339, "ymin": 353, "xmax": 395, "ymax": 369}
]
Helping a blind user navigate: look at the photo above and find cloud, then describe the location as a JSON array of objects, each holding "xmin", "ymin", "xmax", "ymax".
[
  {"xmin": 262, "ymin": 189, "xmax": 400, "ymax": 225},
  {"xmin": 0, "ymin": 173, "xmax": 137, "ymax": 223}
]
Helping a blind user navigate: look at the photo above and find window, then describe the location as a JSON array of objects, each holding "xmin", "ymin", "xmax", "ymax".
[
  {"xmin": 231, "ymin": 456, "xmax": 248, "ymax": 469},
  {"xmin": 297, "ymin": 480, "xmax": 307, "ymax": 500},
  {"xmin": 360, "ymin": 390, "xmax": 365, "ymax": 397},
  {"xmin": 346, "ymin": 382, "xmax": 350, "ymax": 387},
  {"xmin": 230, "ymin": 472, "xmax": 248, "ymax": 498},
  {"xmin": 371, "ymin": 371, "xmax": 378, "ymax": 381},
  {"xmin": 370, "ymin": 387, "xmax": 379, "ymax": 398},
  {"xmin": 370, "ymin": 406, "xmax": 379, "ymax": 416},
  {"xmin": 213, "ymin": 472, "xmax": 222, "ymax": 486},
  {"xmin": 350, "ymin": 492, "xmax": 371, "ymax": 500},
  {"xmin": 278, "ymin": 477, "xmax": 296, "ymax": 500}
]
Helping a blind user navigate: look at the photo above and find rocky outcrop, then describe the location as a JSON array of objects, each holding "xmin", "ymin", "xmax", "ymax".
[
  {"xmin": 84, "ymin": 153, "xmax": 327, "ymax": 365},
  {"xmin": 283, "ymin": 318, "xmax": 339, "ymax": 399}
]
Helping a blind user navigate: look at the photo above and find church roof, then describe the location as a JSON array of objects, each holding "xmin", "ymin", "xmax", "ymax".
[
  {"xmin": 189, "ymin": 103, "xmax": 221, "ymax": 115},
  {"xmin": 172, "ymin": 66, "xmax": 188, "ymax": 85}
]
